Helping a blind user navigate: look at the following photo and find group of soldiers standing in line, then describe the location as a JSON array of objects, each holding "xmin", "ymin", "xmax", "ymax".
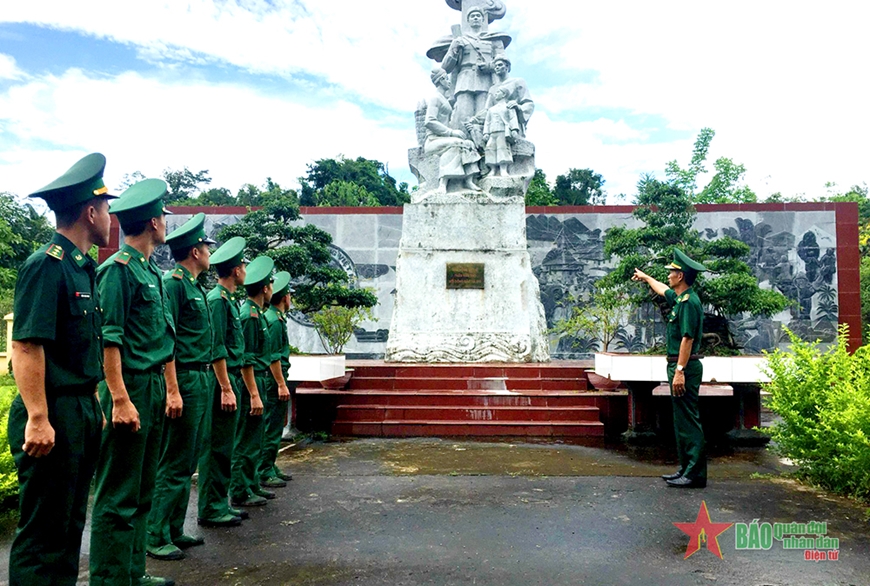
[{"xmin": 8, "ymin": 153, "xmax": 296, "ymax": 586}]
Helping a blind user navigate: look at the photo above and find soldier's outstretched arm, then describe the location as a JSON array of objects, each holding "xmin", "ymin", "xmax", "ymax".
[{"xmin": 632, "ymin": 268, "xmax": 668, "ymax": 297}]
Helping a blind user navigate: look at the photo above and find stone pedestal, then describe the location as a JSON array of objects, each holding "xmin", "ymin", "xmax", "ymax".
[{"xmin": 385, "ymin": 180, "xmax": 550, "ymax": 363}]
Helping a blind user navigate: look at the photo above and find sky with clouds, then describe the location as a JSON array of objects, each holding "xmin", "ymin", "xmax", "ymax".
[{"xmin": 1, "ymin": 0, "xmax": 868, "ymax": 204}]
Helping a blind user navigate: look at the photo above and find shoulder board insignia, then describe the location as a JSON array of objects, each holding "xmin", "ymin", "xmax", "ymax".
[
  {"xmin": 45, "ymin": 244, "xmax": 64, "ymax": 260},
  {"xmin": 172, "ymin": 268, "xmax": 184, "ymax": 280},
  {"xmin": 220, "ymin": 290, "xmax": 228, "ymax": 300},
  {"xmin": 114, "ymin": 251, "xmax": 131, "ymax": 265},
  {"xmin": 680, "ymin": 294, "xmax": 690, "ymax": 302},
  {"xmin": 250, "ymin": 307, "xmax": 259, "ymax": 318}
]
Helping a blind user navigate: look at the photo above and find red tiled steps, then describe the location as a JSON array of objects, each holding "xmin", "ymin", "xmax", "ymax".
[
  {"xmin": 337, "ymin": 405, "xmax": 601, "ymax": 423},
  {"xmin": 332, "ymin": 420, "xmax": 605, "ymax": 438}
]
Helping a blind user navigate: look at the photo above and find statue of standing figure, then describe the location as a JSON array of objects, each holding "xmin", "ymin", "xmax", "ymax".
[
  {"xmin": 423, "ymin": 68, "xmax": 482, "ymax": 192},
  {"xmin": 441, "ymin": 7, "xmax": 505, "ymax": 130},
  {"xmin": 476, "ymin": 54, "xmax": 534, "ymax": 176}
]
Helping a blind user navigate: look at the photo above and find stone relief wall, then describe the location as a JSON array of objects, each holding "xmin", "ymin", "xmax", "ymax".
[{"xmin": 160, "ymin": 207, "xmax": 844, "ymax": 359}]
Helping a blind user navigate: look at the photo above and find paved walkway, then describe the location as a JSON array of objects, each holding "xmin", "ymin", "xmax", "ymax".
[{"xmin": 1, "ymin": 438, "xmax": 868, "ymax": 585}]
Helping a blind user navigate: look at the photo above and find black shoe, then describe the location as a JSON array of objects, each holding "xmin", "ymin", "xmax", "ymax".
[
  {"xmin": 228, "ymin": 507, "xmax": 250, "ymax": 520},
  {"xmin": 661, "ymin": 471, "xmax": 682, "ymax": 481},
  {"xmin": 666, "ymin": 476, "xmax": 706, "ymax": 489},
  {"xmin": 274, "ymin": 470, "xmax": 293, "ymax": 481}
]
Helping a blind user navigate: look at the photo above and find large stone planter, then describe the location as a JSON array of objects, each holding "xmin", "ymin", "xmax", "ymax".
[
  {"xmin": 593, "ymin": 352, "xmax": 770, "ymax": 384},
  {"xmin": 593, "ymin": 352, "xmax": 770, "ymax": 445},
  {"xmin": 286, "ymin": 354, "xmax": 346, "ymax": 382}
]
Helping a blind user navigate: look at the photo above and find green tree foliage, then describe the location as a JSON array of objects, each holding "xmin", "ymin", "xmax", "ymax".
[
  {"xmin": 316, "ymin": 181, "xmax": 380, "ymax": 207},
  {"xmin": 553, "ymin": 168, "xmax": 606, "ymax": 205},
  {"xmin": 665, "ymin": 127, "xmax": 757, "ymax": 204},
  {"xmin": 216, "ymin": 190, "xmax": 376, "ymax": 314},
  {"xmin": 162, "ymin": 167, "xmax": 212, "ymax": 203},
  {"xmin": 0, "ymin": 377, "xmax": 19, "ymax": 505},
  {"xmin": 299, "ymin": 156, "xmax": 410, "ymax": 207},
  {"xmin": 0, "ymin": 193, "xmax": 54, "ymax": 319},
  {"xmin": 765, "ymin": 326, "xmax": 870, "ymax": 501},
  {"xmin": 550, "ymin": 286, "xmax": 632, "ymax": 352},
  {"xmin": 525, "ymin": 169, "xmax": 557, "ymax": 206},
  {"xmin": 599, "ymin": 176, "xmax": 789, "ymax": 351}
]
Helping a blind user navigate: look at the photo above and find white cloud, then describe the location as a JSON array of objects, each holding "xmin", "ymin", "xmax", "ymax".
[
  {"xmin": 1, "ymin": 1, "xmax": 869, "ymax": 202},
  {"xmin": 0, "ymin": 68, "xmax": 415, "ymax": 197},
  {"xmin": 1, "ymin": 0, "xmax": 456, "ymax": 110},
  {"xmin": 0, "ymin": 53, "xmax": 25, "ymax": 80}
]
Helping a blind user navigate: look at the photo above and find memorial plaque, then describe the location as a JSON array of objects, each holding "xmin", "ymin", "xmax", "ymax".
[{"xmin": 446, "ymin": 263, "xmax": 485, "ymax": 289}]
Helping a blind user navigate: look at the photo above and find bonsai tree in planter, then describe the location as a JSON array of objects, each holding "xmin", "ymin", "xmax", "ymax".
[
  {"xmin": 217, "ymin": 184, "xmax": 377, "ymax": 316},
  {"xmin": 598, "ymin": 176, "xmax": 789, "ymax": 354}
]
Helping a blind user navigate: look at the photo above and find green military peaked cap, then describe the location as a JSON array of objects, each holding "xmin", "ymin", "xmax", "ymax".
[
  {"xmin": 109, "ymin": 178, "xmax": 173, "ymax": 225},
  {"xmin": 210, "ymin": 236, "xmax": 247, "ymax": 269},
  {"xmin": 244, "ymin": 256, "xmax": 275, "ymax": 289},
  {"xmin": 29, "ymin": 152, "xmax": 117, "ymax": 212},
  {"xmin": 272, "ymin": 271, "xmax": 293, "ymax": 298},
  {"xmin": 666, "ymin": 248, "xmax": 707, "ymax": 273},
  {"xmin": 165, "ymin": 212, "xmax": 216, "ymax": 253}
]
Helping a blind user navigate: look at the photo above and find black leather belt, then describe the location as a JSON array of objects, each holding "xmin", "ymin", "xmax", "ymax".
[
  {"xmin": 667, "ymin": 355, "xmax": 703, "ymax": 362},
  {"xmin": 176, "ymin": 362, "xmax": 212, "ymax": 372},
  {"xmin": 53, "ymin": 383, "xmax": 99, "ymax": 397},
  {"xmin": 129, "ymin": 364, "xmax": 166, "ymax": 375}
]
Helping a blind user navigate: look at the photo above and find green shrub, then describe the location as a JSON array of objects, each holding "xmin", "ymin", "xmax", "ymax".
[
  {"xmin": 764, "ymin": 326, "xmax": 870, "ymax": 501},
  {"xmin": 0, "ymin": 376, "xmax": 19, "ymax": 505}
]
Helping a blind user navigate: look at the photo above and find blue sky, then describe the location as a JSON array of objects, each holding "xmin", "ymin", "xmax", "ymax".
[{"xmin": 1, "ymin": 1, "xmax": 868, "ymax": 203}]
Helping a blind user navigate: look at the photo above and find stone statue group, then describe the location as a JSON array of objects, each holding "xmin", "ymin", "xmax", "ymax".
[{"xmin": 413, "ymin": 0, "xmax": 535, "ymax": 196}]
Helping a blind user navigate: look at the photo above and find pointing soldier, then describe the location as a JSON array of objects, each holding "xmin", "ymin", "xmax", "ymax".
[
  {"xmin": 146, "ymin": 213, "xmax": 216, "ymax": 560},
  {"xmin": 89, "ymin": 179, "xmax": 177, "ymax": 586},
  {"xmin": 8, "ymin": 153, "xmax": 115, "ymax": 586},
  {"xmin": 632, "ymin": 249, "xmax": 707, "ymax": 489}
]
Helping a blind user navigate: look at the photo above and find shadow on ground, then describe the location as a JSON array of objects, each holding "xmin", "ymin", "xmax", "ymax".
[{"xmin": 1, "ymin": 438, "xmax": 867, "ymax": 586}]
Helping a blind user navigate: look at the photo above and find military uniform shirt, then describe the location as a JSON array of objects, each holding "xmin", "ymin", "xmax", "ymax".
[
  {"xmin": 664, "ymin": 287, "xmax": 703, "ymax": 356},
  {"xmin": 97, "ymin": 243, "xmax": 175, "ymax": 371},
  {"xmin": 12, "ymin": 233, "xmax": 104, "ymax": 392},
  {"xmin": 240, "ymin": 299, "xmax": 270, "ymax": 372},
  {"xmin": 264, "ymin": 306, "xmax": 290, "ymax": 372},
  {"xmin": 208, "ymin": 285, "xmax": 244, "ymax": 370},
  {"xmin": 164, "ymin": 264, "xmax": 212, "ymax": 364}
]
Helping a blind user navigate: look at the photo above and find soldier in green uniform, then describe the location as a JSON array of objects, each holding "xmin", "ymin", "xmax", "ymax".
[
  {"xmin": 197, "ymin": 236, "xmax": 248, "ymax": 527},
  {"xmin": 230, "ymin": 256, "xmax": 274, "ymax": 507},
  {"xmin": 146, "ymin": 213, "xmax": 216, "ymax": 561},
  {"xmin": 89, "ymin": 179, "xmax": 178, "ymax": 586},
  {"xmin": 8, "ymin": 153, "xmax": 114, "ymax": 586},
  {"xmin": 259, "ymin": 271, "xmax": 294, "ymax": 488},
  {"xmin": 633, "ymin": 248, "xmax": 707, "ymax": 489}
]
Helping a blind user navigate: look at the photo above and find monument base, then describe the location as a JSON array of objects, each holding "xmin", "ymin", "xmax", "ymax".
[{"xmin": 385, "ymin": 180, "xmax": 550, "ymax": 364}]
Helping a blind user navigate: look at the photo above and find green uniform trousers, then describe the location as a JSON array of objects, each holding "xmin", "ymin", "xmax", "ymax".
[
  {"xmin": 7, "ymin": 392, "xmax": 102, "ymax": 586},
  {"xmin": 146, "ymin": 369, "xmax": 210, "ymax": 547},
  {"xmin": 197, "ymin": 370, "xmax": 242, "ymax": 520},
  {"xmin": 257, "ymin": 376, "xmax": 284, "ymax": 481},
  {"xmin": 230, "ymin": 373, "xmax": 267, "ymax": 502},
  {"xmin": 89, "ymin": 371, "xmax": 166, "ymax": 586},
  {"xmin": 667, "ymin": 360, "xmax": 707, "ymax": 481}
]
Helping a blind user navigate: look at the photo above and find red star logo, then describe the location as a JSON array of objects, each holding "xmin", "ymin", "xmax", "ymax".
[{"xmin": 673, "ymin": 501, "xmax": 734, "ymax": 559}]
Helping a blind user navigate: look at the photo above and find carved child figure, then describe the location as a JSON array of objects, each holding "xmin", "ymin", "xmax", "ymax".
[{"xmin": 483, "ymin": 86, "xmax": 520, "ymax": 176}]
